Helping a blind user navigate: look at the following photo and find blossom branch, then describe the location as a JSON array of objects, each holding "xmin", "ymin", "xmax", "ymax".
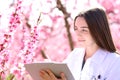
[{"xmin": 56, "ymin": 0, "xmax": 74, "ymax": 50}]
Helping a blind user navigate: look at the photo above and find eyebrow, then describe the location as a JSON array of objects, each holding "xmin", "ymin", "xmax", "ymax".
[
  {"xmin": 80, "ymin": 26, "xmax": 88, "ymax": 28},
  {"xmin": 74, "ymin": 26, "xmax": 88, "ymax": 28}
]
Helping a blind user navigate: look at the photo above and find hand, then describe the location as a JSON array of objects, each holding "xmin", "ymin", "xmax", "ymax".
[{"xmin": 39, "ymin": 69, "xmax": 66, "ymax": 80}]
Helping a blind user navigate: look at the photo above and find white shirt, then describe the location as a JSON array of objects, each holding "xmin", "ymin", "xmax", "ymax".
[{"xmin": 63, "ymin": 48, "xmax": 120, "ymax": 80}]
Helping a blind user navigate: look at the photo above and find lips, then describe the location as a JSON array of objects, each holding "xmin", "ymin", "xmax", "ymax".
[
  {"xmin": 78, "ymin": 39, "xmax": 85, "ymax": 41},
  {"xmin": 78, "ymin": 40, "xmax": 85, "ymax": 42}
]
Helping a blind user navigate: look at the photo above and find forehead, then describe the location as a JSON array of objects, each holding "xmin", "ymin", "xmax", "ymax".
[{"xmin": 74, "ymin": 17, "xmax": 88, "ymax": 28}]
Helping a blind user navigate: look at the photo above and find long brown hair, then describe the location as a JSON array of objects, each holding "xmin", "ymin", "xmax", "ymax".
[{"xmin": 74, "ymin": 8, "xmax": 116, "ymax": 52}]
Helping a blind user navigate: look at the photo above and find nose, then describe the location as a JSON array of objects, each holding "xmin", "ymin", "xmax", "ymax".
[
  {"xmin": 75, "ymin": 30, "xmax": 83, "ymax": 36},
  {"xmin": 76, "ymin": 34, "xmax": 83, "ymax": 41}
]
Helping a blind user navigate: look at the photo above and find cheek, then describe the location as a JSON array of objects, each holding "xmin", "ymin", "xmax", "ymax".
[{"xmin": 85, "ymin": 36, "xmax": 95, "ymax": 43}]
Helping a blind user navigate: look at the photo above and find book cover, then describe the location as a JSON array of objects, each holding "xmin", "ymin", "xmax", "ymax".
[{"xmin": 24, "ymin": 62, "xmax": 75, "ymax": 80}]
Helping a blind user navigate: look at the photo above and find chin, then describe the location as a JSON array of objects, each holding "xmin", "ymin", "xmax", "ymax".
[{"xmin": 77, "ymin": 45, "xmax": 85, "ymax": 48}]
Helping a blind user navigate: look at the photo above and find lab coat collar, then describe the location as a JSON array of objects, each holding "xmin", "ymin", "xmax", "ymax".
[{"xmin": 89, "ymin": 48, "xmax": 108, "ymax": 64}]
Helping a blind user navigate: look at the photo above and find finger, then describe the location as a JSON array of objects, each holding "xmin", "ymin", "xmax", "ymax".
[
  {"xmin": 60, "ymin": 72, "xmax": 67, "ymax": 80},
  {"xmin": 46, "ymin": 69, "xmax": 57, "ymax": 80},
  {"xmin": 40, "ymin": 70, "xmax": 51, "ymax": 80}
]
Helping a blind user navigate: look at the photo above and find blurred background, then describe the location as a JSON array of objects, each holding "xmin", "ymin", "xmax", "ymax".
[{"xmin": 0, "ymin": 0, "xmax": 120, "ymax": 80}]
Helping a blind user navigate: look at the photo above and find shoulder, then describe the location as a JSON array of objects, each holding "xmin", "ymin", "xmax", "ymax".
[
  {"xmin": 98, "ymin": 50, "xmax": 120, "ymax": 72},
  {"xmin": 106, "ymin": 51, "xmax": 120, "ymax": 72},
  {"xmin": 105, "ymin": 52, "xmax": 120, "ymax": 79},
  {"xmin": 100, "ymin": 51, "xmax": 120, "ymax": 79},
  {"xmin": 112, "ymin": 52, "xmax": 120, "ymax": 65},
  {"xmin": 107, "ymin": 51, "xmax": 120, "ymax": 62},
  {"xmin": 104, "ymin": 51, "xmax": 120, "ymax": 66}
]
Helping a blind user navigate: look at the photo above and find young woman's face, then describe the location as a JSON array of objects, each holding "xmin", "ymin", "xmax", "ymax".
[{"xmin": 74, "ymin": 17, "xmax": 96, "ymax": 48}]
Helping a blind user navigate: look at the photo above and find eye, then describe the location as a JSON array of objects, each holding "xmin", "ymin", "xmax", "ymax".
[
  {"xmin": 81, "ymin": 29, "xmax": 87, "ymax": 32},
  {"xmin": 81, "ymin": 28, "xmax": 89, "ymax": 34}
]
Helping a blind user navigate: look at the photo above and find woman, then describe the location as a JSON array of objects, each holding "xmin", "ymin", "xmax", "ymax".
[{"xmin": 39, "ymin": 8, "xmax": 120, "ymax": 80}]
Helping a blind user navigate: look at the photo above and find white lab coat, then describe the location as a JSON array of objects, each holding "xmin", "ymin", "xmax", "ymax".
[{"xmin": 63, "ymin": 48, "xmax": 120, "ymax": 80}]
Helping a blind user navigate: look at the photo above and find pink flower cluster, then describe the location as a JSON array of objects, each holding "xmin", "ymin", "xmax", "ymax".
[
  {"xmin": 0, "ymin": 0, "xmax": 120, "ymax": 80},
  {"xmin": 0, "ymin": 0, "xmax": 23, "ymax": 79}
]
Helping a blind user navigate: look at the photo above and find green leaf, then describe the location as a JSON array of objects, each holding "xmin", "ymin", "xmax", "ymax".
[
  {"xmin": 6, "ymin": 74, "xmax": 15, "ymax": 80},
  {"xmin": 0, "ymin": 75, "xmax": 2, "ymax": 80}
]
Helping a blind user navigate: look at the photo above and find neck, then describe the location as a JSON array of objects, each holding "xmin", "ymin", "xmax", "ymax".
[{"xmin": 84, "ymin": 45, "xmax": 99, "ymax": 61}]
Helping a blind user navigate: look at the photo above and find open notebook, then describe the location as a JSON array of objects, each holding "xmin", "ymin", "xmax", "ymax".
[{"xmin": 24, "ymin": 62, "xmax": 75, "ymax": 80}]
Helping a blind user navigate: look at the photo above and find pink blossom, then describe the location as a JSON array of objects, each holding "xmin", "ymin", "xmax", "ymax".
[{"xmin": 0, "ymin": 0, "xmax": 120, "ymax": 80}]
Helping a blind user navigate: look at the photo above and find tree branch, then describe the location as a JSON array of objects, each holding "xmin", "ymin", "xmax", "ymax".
[{"xmin": 56, "ymin": 0, "xmax": 74, "ymax": 51}]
